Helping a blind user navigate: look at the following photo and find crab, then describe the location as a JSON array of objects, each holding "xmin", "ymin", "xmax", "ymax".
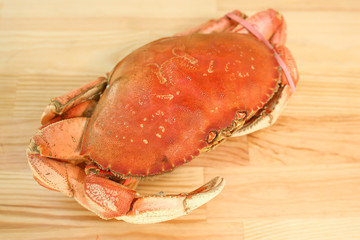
[{"xmin": 27, "ymin": 9, "xmax": 299, "ymax": 224}]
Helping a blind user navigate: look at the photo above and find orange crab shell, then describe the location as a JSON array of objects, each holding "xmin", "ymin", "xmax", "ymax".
[{"xmin": 81, "ymin": 33, "xmax": 280, "ymax": 177}]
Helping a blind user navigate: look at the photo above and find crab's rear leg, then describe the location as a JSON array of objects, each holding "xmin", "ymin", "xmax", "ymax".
[
  {"xmin": 227, "ymin": 9, "xmax": 299, "ymax": 86},
  {"xmin": 174, "ymin": 10, "xmax": 246, "ymax": 36},
  {"xmin": 230, "ymin": 9, "xmax": 284, "ymax": 44},
  {"xmin": 41, "ymin": 76, "xmax": 108, "ymax": 125}
]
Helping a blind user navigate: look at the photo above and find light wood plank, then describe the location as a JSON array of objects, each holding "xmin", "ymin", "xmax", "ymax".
[
  {"xmin": 243, "ymin": 218, "xmax": 360, "ymax": 240},
  {"xmin": 206, "ymin": 164, "xmax": 360, "ymax": 221}
]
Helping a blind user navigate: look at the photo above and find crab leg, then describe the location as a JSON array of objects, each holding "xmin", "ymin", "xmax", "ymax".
[
  {"xmin": 226, "ymin": 9, "xmax": 299, "ymax": 88},
  {"xmin": 84, "ymin": 173, "xmax": 224, "ymax": 223},
  {"xmin": 27, "ymin": 117, "xmax": 91, "ymax": 207},
  {"xmin": 40, "ymin": 100, "xmax": 97, "ymax": 129},
  {"xmin": 231, "ymin": 9, "xmax": 284, "ymax": 43},
  {"xmin": 28, "ymin": 151, "xmax": 224, "ymax": 224},
  {"xmin": 41, "ymin": 76, "xmax": 107, "ymax": 125},
  {"xmin": 27, "ymin": 153, "xmax": 93, "ymax": 211},
  {"xmin": 174, "ymin": 10, "xmax": 246, "ymax": 36},
  {"xmin": 30, "ymin": 117, "xmax": 89, "ymax": 161},
  {"xmin": 118, "ymin": 177, "xmax": 224, "ymax": 224}
]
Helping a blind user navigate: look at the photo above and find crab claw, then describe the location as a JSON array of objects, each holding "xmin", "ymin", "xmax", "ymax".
[
  {"xmin": 84, "ymin": 174, "xmax": 225, "ymax": 224},
  {"xmin": 27, "ymin": 152, "xmax": 93, "ymax": 212},
  {"xmin": 119, "ymin": 177, "xmax": 225, "ymax": 224}
]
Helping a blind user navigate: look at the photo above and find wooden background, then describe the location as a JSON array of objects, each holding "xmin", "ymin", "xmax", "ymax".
[{"xmin": 1, "ymin": 0, "xmax": 360, "ymax": 239}]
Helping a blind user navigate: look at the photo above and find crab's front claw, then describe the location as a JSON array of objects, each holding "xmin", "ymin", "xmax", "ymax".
[
  {"xmin": 27, "ymin": 152, "xmax": 93, "ymax": 211},
  {"xmin": 84, "ymin": 174, "xmax": 225, "ymax": 224},
  {"xmin": 84, "ymin": 173, "xmax": 138, "ymax": 219},
  {"xmin": 120, "ymin": 177, "xmax": 225, "ymax": 224}
]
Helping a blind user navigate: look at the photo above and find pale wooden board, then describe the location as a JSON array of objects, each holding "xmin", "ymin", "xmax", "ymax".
[{"xmin": 1, "ymin": 0, "xmax": 360, "ymax": 239}]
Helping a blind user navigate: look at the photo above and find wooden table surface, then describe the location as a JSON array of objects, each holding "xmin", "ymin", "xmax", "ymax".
[{"xmin": 1, "ymin": 0, "xmax": 360, "ymax": 239}]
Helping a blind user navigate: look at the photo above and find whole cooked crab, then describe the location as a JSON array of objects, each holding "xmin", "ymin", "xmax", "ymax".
[{"xmin": 27, "ymin": 9, "xmax": 299, "ymax": 224}]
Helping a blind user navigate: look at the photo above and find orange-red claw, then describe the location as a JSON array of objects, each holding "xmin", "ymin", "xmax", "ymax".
[
  {"xmin": 32, "ymin": 117, "xmax": 89, "ymax": 161},
  {"xmin": 27, "ymin": 153, "xmax": 74, "ymax": 197},
  {"xmin": 40, "ymin": 77, "xmax": 107, "ymax": 125},
  {"xmin": 28, "ymin": 154, "xmax": 224, "ymax": 223},
  {"xmin": 27, "ymin": 152, "xmax": 93, "ymax": 211},
  {"xmin": 85, "ymin": 173, "xmax": 138, "ymax": 219},
  {"xmin": 118, "ymin": 177, "xmax": 225, "ymax": 224}
]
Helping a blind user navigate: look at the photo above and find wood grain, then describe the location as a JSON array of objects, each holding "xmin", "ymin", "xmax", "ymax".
[{"xmin": 1, "ymin": 0, "xmax": 360, "ymax": 239}]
